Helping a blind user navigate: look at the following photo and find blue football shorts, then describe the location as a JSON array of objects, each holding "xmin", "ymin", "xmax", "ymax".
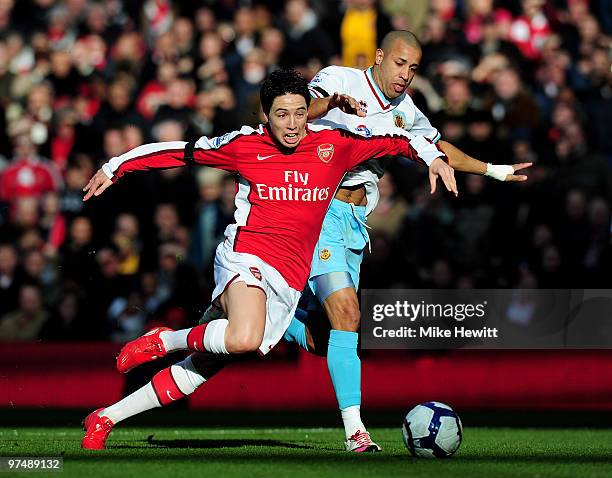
[{"xmin": 307, "ymin": 198, "xmax": 369, "ymax": 304}]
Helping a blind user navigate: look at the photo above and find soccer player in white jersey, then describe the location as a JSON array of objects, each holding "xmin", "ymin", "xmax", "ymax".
[
  {"xmin": 79, "ymin": 68, "xmax": 458, "ymax": 450},
  {"xmin": 279, "ymin": 30, "xmax": 532, "ymax": 452}
]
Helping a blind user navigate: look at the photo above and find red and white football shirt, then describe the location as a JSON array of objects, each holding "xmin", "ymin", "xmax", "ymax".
[{"xmin": 102, "ymin": 123, "xmax": 444, "ymax": 290}]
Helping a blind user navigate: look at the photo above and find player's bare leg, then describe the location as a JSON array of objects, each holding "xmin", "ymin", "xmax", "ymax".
[
  {"xmin": 159, "ymin": 280, "xmax": 266, "ymax": 355},
  {"xmin": 116, "ymin": 281, "xmax": 267, "ymax": 373},
  {"xmin": 82, "ymin": 352, "xmax": 230, "ymax": 449},
  {"xmin": 217, "ymin": 281, "xmax": 266, "ymax": 354},
  {"xmin": 322, "ymin": 286, "xmax": 360, "ymax": 332}
]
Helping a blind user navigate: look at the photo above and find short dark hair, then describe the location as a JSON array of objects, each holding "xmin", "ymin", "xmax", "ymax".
[
  {"xmin": 380, "ymin": 30, "xmax": 421, "ymax": 52},
  {"xmin": 260, "ymin": 68, "xmax": 310, "ymax": 115}
]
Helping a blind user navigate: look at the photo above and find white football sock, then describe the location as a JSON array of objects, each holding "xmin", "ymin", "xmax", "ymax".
[
  {"xmin": 341, "ymin": 405, "xmax": 366, "ymax": 439},
  {"xmin": 159, "ymin": 329, "xmax": 190, "ymax": 352},
  {"xmin": 101, "ymin": 382, "xmax": 161, "ymax": 424},
  {"xmin": 170, "ymin": 355, "xmax": 206, "ymax": 392},
  {"xmin": 101, "ymin": 356, "xmax": 206, "ymax": 424},
  {"xmin": 203, "ymin": 319, "xmax": 229, "ymax": 354}
]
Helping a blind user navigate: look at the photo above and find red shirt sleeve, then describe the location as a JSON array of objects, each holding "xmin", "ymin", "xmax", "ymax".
[
  {"xmin": 105, "ymin": 131, "xmax": 244, "ymax": 181},
  {"xmin": 105, "ymin": 141, "xmax": 192, "ymax": 181},
  {"xmin": 338, "ymin": 130, "xmax": 425, "ymax": 171}
]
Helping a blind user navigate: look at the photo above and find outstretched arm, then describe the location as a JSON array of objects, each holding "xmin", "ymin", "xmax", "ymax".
[
  {"xmin": 343, "ymin": 130, "xmax": 458, "ymax": 196},
  {"xmin": 83, "ymin": 128, "xmax": 248, "ymax": 201},
  {"xmin": 438, "ymin": 140, "xmax": 532, "ymax": 182},
  {"xmin": 83, "ymin": 141, "xmax": 189, "ymax": 201},
  {"xmin": 308, "ymin": 93, "xmax": 367, "ymax": 120}
]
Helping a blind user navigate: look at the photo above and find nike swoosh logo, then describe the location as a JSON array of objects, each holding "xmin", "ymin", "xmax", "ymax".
[
  {"xmin": 166, "ymin": 390, "xmax": 176, "ymax": 401},
  {"xmin": 257, "ymin": 154, "xmax": 276, "ymax": 160}
]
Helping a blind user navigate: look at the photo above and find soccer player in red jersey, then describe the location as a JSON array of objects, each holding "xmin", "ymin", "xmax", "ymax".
[{"xmin": 80, "ymin": 69, "xmax": 457, "ymax": 450}]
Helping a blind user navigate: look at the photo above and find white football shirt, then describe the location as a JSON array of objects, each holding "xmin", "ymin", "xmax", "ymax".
[{"xmin": 309, "ymin": 65, "xmax": 441, "ymax": 215}]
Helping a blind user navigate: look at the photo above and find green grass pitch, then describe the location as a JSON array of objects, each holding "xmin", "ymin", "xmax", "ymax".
[{"xmin": 1, "ymin": 427, "xmax": 612, "ymax": 478}]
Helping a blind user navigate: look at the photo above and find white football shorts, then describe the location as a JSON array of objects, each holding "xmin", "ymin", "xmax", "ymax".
[{"xmin": 212, "ymin": 240, "xmax": 301, "ymax": 355}]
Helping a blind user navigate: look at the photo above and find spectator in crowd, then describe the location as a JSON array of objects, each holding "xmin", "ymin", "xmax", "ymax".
[
  {"xmin": 0, "ymin": 284, "xmax": 48, "ymax": 341},
  {"xmin": 88, "ymin": 245, "xmax": 138, "ymax": 339},
  {"xmin": 93, "ymin": 79, "xmax": 144, "ymax": 135},
  {"xmin": 582, "ymin": 197, "xmax": 611, "ymax": 285},
  {"xmin": 0, "ymin": 127, "xmax": 61, "ymax": 214},
  {"xmin": 0, "ymin": 243, "xmax": 22, "ymax": 317},
  {"xmin": 484, "ymin": 67, "xmax": 541, "ymax": 137},
  {"xmin": 152, "ymin": 241, "xmax": 200, "ymax": 328},
  {"xmin": 112, "ymin": 213, "xmax": 142, "ymax": 276},
  {"xmin": 282, "ymin": 0, "xmax": 336, "ymax": 67},
  {"xmin": 108, "ymin": 290, "xmax": 147, "ymax": 343},
  {"xmin": 453, "ymin": 174, "xmax": 495, "ymax": 267},
  {"xmin": 50, "ymin": 108, "xmax": 78, "ymax": 174},
  {"xmin": 9, "ymin": 196, "xmax": 42, "ymax": 246},
  {"xmin": 195, "ymin": 31, "xmax": 227, "ymax": 90},
  {"xmin": 140, "ymin": 203, "xmax": 183, "ymax": 271},
  {"xmin": 22, "ymin": 248, "xmax": 58, "ymax": 305},
  {"xmin": 60, "ymin": 215, "xmax": 96, "ymax": 285},
  {"xmin": 233, "ymin": 47, "xmax": 267, "ymax": 112},
  {"xmin": 260, "ymin": 27, "xmax": 285, "ymax": 72},
  {"xmin": 39, "ymin": 287, "xmax": 90, "ymax": 340},
  {"xmin": 190, "ymin": 170, "xmax": 236, "ymax": 274},
  {"xmin": 152, "ymin": 77, "xmax": 195, "ymax": 127},
  {"xmin": 509, "ymin": 0, "xmax": 552, "ymax": 60},
  {"xmin": 136, "ymin": 61, "xmax": 178, "ymax": 120},
  {"xmin": 60, "ymin": 162, "xmax": 89, "ymax": 218},
  {"xmin": 0, "ymin": 39, "xmax": 15, "ymax": 102},
  {"xmin": 40, "ymin": 191, "xmax": 67, "ymax": 258},
  {"xmin": 149, "ymin": 120, "xmax": 200, "ymax": 227},
  {"xmin": 340, "ymin": 0, "xmax": 392, "ymax": 68},
  {"xmin": 47, "ymin": 49, "xmax": 81, "ymax": 100}
]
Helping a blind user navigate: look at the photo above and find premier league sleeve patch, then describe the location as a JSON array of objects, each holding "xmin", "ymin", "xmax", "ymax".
[{"xmin": 319, "ymin": 248, "xmax": 331, "ymax": 261}]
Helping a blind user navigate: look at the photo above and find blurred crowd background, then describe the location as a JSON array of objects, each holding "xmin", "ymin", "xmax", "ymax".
[{"xmin": 0, "ymin": 0, "xmax": 610, "ymax": 343}]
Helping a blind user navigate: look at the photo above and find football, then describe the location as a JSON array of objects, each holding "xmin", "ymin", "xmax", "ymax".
[{"xmin": 401, "ymin": 401, "xmax": 463, "ymax": 458}]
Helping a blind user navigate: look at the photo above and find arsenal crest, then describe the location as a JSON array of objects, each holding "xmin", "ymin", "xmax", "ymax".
[
  {"xmin": 249, "ymin": 266, "xmax": 262, "ymax": 281},
  {"xmin": 317, "ymin": 143, "xmax": 334, "ymax": 163}
]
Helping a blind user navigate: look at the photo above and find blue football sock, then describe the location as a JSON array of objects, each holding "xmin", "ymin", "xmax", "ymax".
[
  {"xmin": 283, "ymin": 308, "xmax": 309, "ymax": 351},
  {"xmin": 327, "ymin": 330, "xmax": 360, "ymax": 410}
]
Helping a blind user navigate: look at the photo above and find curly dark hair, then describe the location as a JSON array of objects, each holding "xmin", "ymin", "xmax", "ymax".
[{"xmin": 260, "ymin": 68, "xmax": 311, "ymax": 115}]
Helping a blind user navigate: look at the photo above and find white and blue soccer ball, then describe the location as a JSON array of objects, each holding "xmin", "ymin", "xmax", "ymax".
[{"xmin": 401, "ymin": 401, "xmax": 463, "ymax": 458}]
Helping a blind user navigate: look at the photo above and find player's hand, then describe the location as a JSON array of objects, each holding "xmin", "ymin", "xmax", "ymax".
[
  {"xmin": 485, "ymin": 162, "xmax": 533, "ymax": 181},
  {"xmin": 505, "ymin": 162, "xmax": 532, "ymax": 181},
  {"xmin": 83, "ymin": 168, "xmax": 113, "ymax": 201},
  {"xmin": 328, "ymin": 93, "xmax": 366, "ymax": 117},
  {"xmin": 429, "ymin": 158, "xmax": 458, "ymax": 196}
]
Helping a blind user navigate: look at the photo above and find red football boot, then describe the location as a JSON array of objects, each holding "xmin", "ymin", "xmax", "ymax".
[
  {"xmin": 116, "ymin": 327, "xmax": 172, "ymax": 373},
  {"xmin": 81, "ymin": 408, "xmax": 114, "ymax": 450}
]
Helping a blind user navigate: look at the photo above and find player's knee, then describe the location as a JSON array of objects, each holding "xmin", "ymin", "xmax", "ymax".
[
  {"xmin": 225, "ymin": 331, "xmax": 262, "ymax": 354},
  {"xmin": 337, "ymin": 308, "xmax": 361, "ymax": 332},
  {"xmin": 327, "ymin": 293, "xmax": 361, "ymax": 331}
]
